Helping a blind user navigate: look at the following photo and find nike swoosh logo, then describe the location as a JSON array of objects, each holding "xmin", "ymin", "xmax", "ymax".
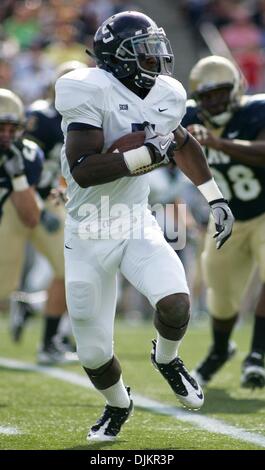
[
  {"xmin": 160, "ymin": 139, "xmax": 171, "ymax": 150},
  {"xmin": 179, "ymin": 372, "xmax": 204, "ymax": 400},
  {"xmin": 159, "ymin": 108, "xmax": 168, "ymax": 112},
  {"xmin": 65, "ymin": 244, "xmax": 72, "ymax": 250}
]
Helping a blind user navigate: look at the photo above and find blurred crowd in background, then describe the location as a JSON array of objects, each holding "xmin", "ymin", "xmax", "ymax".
[
  {"xmin": 0, "ymin": 0, "xmax": 140, "ymax": 104},
  {"xmin": 181, "ymin": 0, "xmax": 265, "ymax": 92},
  {"xmin": 1, "ymin": 1, "xmax": 264, "ymax": 112}
]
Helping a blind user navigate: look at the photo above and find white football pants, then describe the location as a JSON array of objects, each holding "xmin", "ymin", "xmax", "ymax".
[{"xmin": 64, "ymin": 213, "xmax": 189, "ymax": 369}]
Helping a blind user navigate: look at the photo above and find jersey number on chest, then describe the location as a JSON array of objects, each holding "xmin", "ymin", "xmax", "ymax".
[{"xmin": 211, "ymin": 165, "xmax": 262, "ymax": 201}]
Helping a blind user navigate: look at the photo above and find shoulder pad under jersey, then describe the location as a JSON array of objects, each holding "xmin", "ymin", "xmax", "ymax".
[{"xmin": 55, "ymin": 67, "xmax": 112, "ymax": 113}]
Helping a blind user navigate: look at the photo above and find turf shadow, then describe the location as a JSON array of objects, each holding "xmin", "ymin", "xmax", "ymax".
[{"xmin": 202, "ymin": 387, "xmax": 265, "ymax": 414}]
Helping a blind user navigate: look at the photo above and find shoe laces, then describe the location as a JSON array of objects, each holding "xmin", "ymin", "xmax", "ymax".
[
  {"xmin": 152, "ymin": 341, "xmax": 198, "ymax": 391},
  {"xmin": 92, "ymin": 391, "xmax": 132, "ymax": 435}
]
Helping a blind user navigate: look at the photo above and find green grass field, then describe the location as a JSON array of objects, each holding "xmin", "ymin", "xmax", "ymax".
[{"xmin": 0, "ymin": 314, "xmax": 265, "ymax": 450}]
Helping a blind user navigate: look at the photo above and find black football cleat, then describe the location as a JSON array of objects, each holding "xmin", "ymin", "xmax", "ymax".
[
  {"xmin": 151, "ymin": 340, "xmax": 204, "ymax": 410},
  {"xmin": 9, "ymin": 299, "xmax": 34, "ymax": 342},
  {"xmin": 87, "ymin": 387, "xmax": 133, "ymax": 441},
  {"xmin": 191, "ymin": 341, "xmax": 237, "ymax": 386},
  {"xmin": 37, "ymin": 339, "xmax": 78, "ymax": 365},
  {"xmin": 241, "ymin": 352, "xmax": 265, "ymax": 389}
]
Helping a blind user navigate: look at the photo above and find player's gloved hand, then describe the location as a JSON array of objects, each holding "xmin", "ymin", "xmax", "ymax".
[
  {"xmin": 3, "ymin": 143, "xmax": 25, "ymax": 178},
  {"xmin": 40, "ymin": 209, "xmax": 61, "ymax": 233},
  {"xmin": 144, "ymin": 123, "xmax": 176, "ymax": 165},
  {"xmin": 209, "ymin": 199, "xmax": 234, "ymax": 249},
  {"xmin": 48, "ymin": 187, "xmax": 67, "ymax": 206}
]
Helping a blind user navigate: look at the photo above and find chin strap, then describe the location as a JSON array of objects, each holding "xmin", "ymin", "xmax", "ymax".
[
  {"xmin": 85, "ymin": 48, "xmax": 97, "ymax": 61},
  {"xmin": 134, "ymin": 72, "xmax": 156, "ymax": 89}
]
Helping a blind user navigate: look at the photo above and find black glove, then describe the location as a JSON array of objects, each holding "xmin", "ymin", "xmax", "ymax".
[
  {"xmin": 209, "ymin": 199, "xmax": 234, "ymax": 249},
  {"xmin": 144, "ymin": 123, "xmax": 176, "ymax": 165},
  {"xmin": 40, "ymin": 209, "xmax": 61, "ymax": 233}
]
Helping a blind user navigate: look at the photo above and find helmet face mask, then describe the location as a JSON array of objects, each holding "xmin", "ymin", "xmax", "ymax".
[
  {"xmin": 189, "ymin": 56, "xmax": 244, "ymax": 127},
  {"xmin": 195, "ymin": 85, "xmax": 234, "ymax": 127},
  {"xmin": 116, "ymin": 30, "xmax": 173, "ymax": 74},
  {"xmin": 0, "ymin": 122, "xmax": 20, "ymax": 151},
  {"xmin": 93, "ymin": 12, "xmax": 174, "ymax": 89}
]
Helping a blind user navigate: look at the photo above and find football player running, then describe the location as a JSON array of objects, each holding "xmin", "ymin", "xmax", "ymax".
[
  {"xmin": 182, "ymin": 56, "xmax": 265, "ymax": 389},
  {"xmin": 55, "ymin": 12, "xmax": 234, "ymax": 441}
]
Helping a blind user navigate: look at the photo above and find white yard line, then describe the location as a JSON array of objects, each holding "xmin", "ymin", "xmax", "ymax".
[
  {"xmin": 1, "ymin": 356, "xmax": 265, "ymax": 448},
  {"xmin": 0, "ymin": 426, "xmax": 21, "ymax": 435}
]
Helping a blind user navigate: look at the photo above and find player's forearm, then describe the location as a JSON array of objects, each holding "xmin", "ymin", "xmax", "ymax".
[
  {"xmin": 71, "ymin": 153, "xmax": 130, "ymax": 187},
  {"xmin": 216, "ymin": 139, "xmax": 265, "ymax": 167},
  {"xmin": 11, "ymin": 187, "xmax": 40, "ymax": 228},
  {"xmin": 174, "ymin": 132, "xmax": 212, "ymax": 185}
]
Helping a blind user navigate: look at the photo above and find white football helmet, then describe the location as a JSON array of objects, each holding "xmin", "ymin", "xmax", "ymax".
[{"xmin": 189, "ymin": 56, "xmax": 245, "ymax": 127}]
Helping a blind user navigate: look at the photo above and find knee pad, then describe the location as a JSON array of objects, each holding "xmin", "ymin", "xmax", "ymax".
[
  {"xmin": 84, "ymin": 356, "xmax": 122, "ymax": 390},
  {"xmin": 157, "ymin": 294, "xmax": 190, "ymax": 327},
  {"xmin": 155, "ymin": 294, "xmax": 190, "ymax": 340}
]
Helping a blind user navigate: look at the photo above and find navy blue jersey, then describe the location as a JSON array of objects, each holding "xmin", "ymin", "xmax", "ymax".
[
  {"xmin": 25, "ymin": 100, "xmax": 63, "ymax": 199},
  {"xmin": 0, "ymin": 138, "xmax": 43, "ymax": 220},
  {"xmin": 182, "ymin": 95, "xmax": 265, "ymax": 221}
]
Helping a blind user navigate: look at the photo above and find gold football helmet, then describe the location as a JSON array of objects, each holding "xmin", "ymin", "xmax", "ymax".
[
  {"xmin": 0, "ymin": 88, "xmax": 24, "ymax": 125},
  {"xmin": 189, "ymin": 56, "xmax": 245, "ymax": 127},
  {"xmin": 55, "ymin": 60, "xmax": 87, "ymax": 79}
]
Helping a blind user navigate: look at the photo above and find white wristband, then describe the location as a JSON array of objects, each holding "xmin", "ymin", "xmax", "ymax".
[
  {"xmin": 123, "ymin": 146, "xmax": 152, "ymax": 172},
  {"xmin": 197, "ymin": 178, "xmax": 224, "ymax": 202},
  {"xmin": 12, "ymin": 175, "xmax": 29, "ymax": 192},
  {"xmin": 35, "ymin": 192, "xmax": 45, "ymax": 210}
]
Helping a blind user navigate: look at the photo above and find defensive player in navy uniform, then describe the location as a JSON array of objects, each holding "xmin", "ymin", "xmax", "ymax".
[
  {"xmin": 0, "ymin": 88, "xmax": 43, "ymax": 296},
  {"xmin": 0, "ymin": 86, "xmax": 78, "ymax": 365},
  {"xmin": 55, "ymin": 12, "xmax": 234, "ymax": 441},
  {"xmin": 0, "ymin": 89, "xmax": 41, "ymax": 228},
  {"xmin": 7, "ymin": 62, "xmax": 87, "ymax": 362},
  {"xmin": 182, "ymin": 56, "xmax": 265, "ymax": 389}
]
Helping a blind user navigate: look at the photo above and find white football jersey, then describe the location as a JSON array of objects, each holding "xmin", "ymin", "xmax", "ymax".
[{"xmin": 55, "ymin": 67, "xmax": 186, "ymax": 236}]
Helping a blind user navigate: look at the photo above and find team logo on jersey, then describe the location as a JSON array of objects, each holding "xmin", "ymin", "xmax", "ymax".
[{"xmin": 119, "ymin": 104, "xmax": 128, "ymax": 110}]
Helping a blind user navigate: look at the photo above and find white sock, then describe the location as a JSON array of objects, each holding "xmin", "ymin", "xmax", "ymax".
[
  {"xmin": 155, "ymin": 333, "xmax": 181, "ymax": 364},
  {"xmin": 99, "ymin": 377, "xmax": 130, "ymax": 408}
]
